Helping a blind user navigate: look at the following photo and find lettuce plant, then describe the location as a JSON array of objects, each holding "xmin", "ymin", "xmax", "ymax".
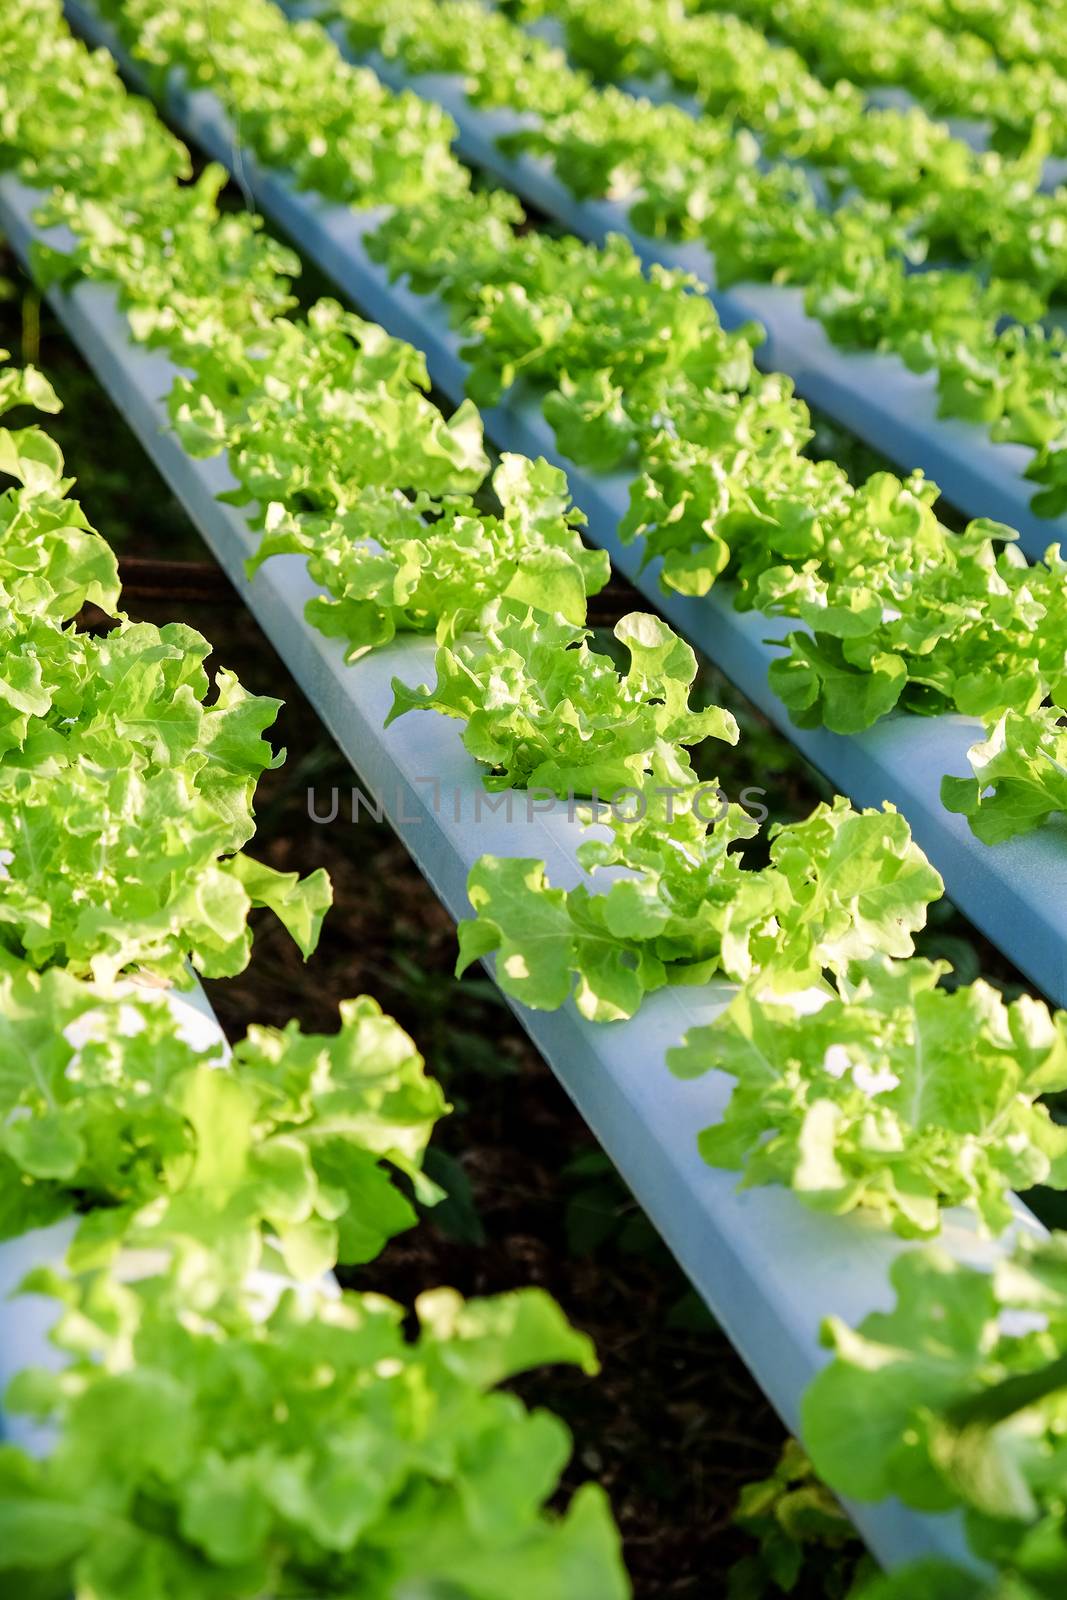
[
  {"xmin": 324, "ymin": 0, "xmax": 1067, "ymax": 530},
  {"xmin": 0, "ymin": 347, "xmax": 331, "ymax": 982},
  {"xmin": 523, "ymin": 0, "xmax": 1060, "ymax": 247},
  {"xmin": 0, "ymin": 357, "xmax": 119, "ymax": 623},
  {"xmin": 0, "ymin": 1263, "xmax": 629, "ymax": 1599},
  {"xmin": 389, "ymin": 602, "xmax": 738, "ymax": 794},
  {"xmin": 0, "ymin": 216, "xmax": 632, "ymax": 1594},
  {"xmin": 170, "ymin": 300, "xmax": 489, "ymax": 502},
  {"xmin": 457, "ymin": 795, "xmax": 942, "ymax": 1020},
  {"xmin": 0, "ymin": 961, "xmax": 445, "ymax": 1277},
  {"xmin": 0, "ymin": 615, "xmax": 331, "ymax": 982},
  {"xmin": 249, "ymin": 454, "xmax": 609, "ymax": 658},
  {"xmin": 802, "ymin": 1232, "xmax": 1067, "ymax": 1597},
  {"xmin": 670, "ymin": 957, "xmax": 1067, "ymax": 1236},
  {"xmin": 691, "ymin": 0, "xmax": 1067, "ymax": 161},
  {"xmin": 943, "ymin": 704, "xmax": 1067, "ymax": 845},
  {"xmin": 96, "ymin": 0, "xmax": 467, "ymax": 210}
]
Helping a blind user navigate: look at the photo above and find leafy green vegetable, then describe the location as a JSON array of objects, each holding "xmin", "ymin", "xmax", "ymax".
[
  {"xmin": 687, "ymin": 0, "xmax": 1067, "ymax": 163},
  {"xmin": 97, "ymin": 0, "xmax": 466, "ymax": 210},
  {"xmin": 254, "ymin": 453, "xmax": 608, "ymax": 658},
  {"xmin": 802, "ymin": 1231, "xmax": 1067, "ymax": 1593},
  {"xmin": 0, "ymin": 155, "xmax": 632, "ymax": 1600},
  {"xmin": 0, "ymin": 1263, "xmax": 629, "ymax": 1600},
  {"xmin": 670, "ymin": 957, "xmax": 1067, "ymax": 1236},
  {"xmin": 0, "ymin": 616, "xmax": 330, "ymax": 982},
  {"xmin": 0, "ymin": 963, "xmax": 445, "ymax": 1276},
  {"xmin": 325, "ymin": 0, "xmax": 1067, "ymax": 530},
  {"xmin": 171, "ymin": 299, "xmax": 489, "ymax": 501},
  {"xmin": 0, "ymin": 340, "xmax": 330, "ymax": 982},
  {"xmin": 0, "ymin": 358, "xmax": 120, "ymax": 624},
  {"xmin": 943, "ymin": 705, "xmax": 1067, "ymax": 844},
  {"xmin": 10, "ymin": 17, "xmax": 1067, "ymax": 1595},
  {"xmin": 389, "ymin": 603, "xmax": 738, "ymax": 795},
  {"xmin": 521, "ymin": 0, "xmax": 1061, "ymax": 252},
  {"xmin": 762, "ymin": 516, "xmax": 1067, "ymax": 733},
  {"xmin": 111, "ymin": 0, "xmax": 1067, "ymax": 751},
  {"xmin": 458, "ymin": 795, "xmax": 942, "ymax": 1021}
]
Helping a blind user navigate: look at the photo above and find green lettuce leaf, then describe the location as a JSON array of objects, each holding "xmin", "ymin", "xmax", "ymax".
[
  {"xmin": 943, "ymin": 706, "xmax": 1067, "ymax": 845},
  {"xmin": 0, "ymin": 965, "xmax": 444, "ymax": 1273},
  {"xmin": 670, "ymin": 956, "xmax": 1067, "ymax": 1237},
  {"xmin": 0, "ymin": 1262, "xmax": 628, "ymax": 1600},
  {"xmin": 389, "ymin": 601, "xmax": 737, "ymax": 795},
  {"xmin": 803, "ymin": 1229, "xmax": 1067, "ymax": 1583},
  {"xmin": 458, "ymin": 794, "xmax": 941, "ymax": 1020}
]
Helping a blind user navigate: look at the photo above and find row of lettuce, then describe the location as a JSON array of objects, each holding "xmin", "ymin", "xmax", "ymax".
[
  {"xmin": 13, "ymin": 2, "xmax": 1067, "ymax": 1593},
  {"xmin": 73, "ymin": 0, "xmax": 1067, "ymax": 858},
  {"xmin": 324, "ymin": 0, "xmax": 1067, "ymax": 530},
  {"xmin": 927, "ymin": 0, "xmax": 1067, "ymax": 68},
  {"xmin": 841, "ymin": 0, "xmax": 1067, "ymax": 72},
  {"xmin": 680, "ymin": 0, "xmax": 1067, "ymax": 154},
  {"xmin": 0, "ymin": 357, "xmax": 635, "ymax": 1593},
  {"xmin": 529, "ymin": 0, "xmax": 1067, "ymax": 167},
  {"xmin": 503, "ymin": 0, "xmax": 1067, "ymax": 475}
]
